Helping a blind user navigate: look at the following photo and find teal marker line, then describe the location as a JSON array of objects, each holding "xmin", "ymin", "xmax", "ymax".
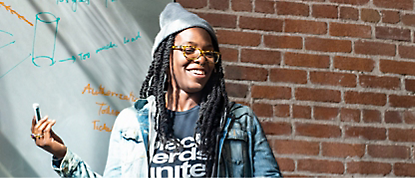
[
  {"xmin": 0, "ymin": 54, "xmax": 32, "ymax": 79},
  {"xmin": 0, "ymin": 30, "xmax": 15, "ymax": 49},
  {"xmin": 0, "ymin": 41, "xmax": 16, "ymax": 49},
  {"xmin": 0, "ymin": 30, "xmax": 13, "ymax": 36}
]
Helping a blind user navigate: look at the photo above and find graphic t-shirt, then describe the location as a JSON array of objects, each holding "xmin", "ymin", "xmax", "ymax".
[{"xmin": 149, "ymin": 105, "xmax": 207, "ymax": 178}]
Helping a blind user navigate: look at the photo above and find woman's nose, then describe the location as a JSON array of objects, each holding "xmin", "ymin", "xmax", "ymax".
[{"xmin": 193, "ymin": 53, "xmax": 208, "ymax": 65}]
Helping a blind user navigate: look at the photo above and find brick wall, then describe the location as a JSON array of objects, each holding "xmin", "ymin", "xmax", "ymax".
[{"xmin": 176, "ymin": 0, "xmax": 415, "ymax": 177}]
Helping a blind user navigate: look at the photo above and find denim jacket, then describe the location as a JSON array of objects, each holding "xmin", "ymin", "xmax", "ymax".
[{"xmin": 53, "ymin": 96, "xmax": 282, "ymax": 177}]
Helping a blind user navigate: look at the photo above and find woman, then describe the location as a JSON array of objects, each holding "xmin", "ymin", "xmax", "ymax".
[{"xmin": 31, "ymin": 3, "xmax": 282, "ymax": 177}]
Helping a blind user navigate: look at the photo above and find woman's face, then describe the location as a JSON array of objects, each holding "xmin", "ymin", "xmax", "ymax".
[{"xmin": 169, "ymin": 27, "xmax": 216, "ymax": 95}]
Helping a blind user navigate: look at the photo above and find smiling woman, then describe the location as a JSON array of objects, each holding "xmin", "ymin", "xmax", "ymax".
[
  {"xmin": 169, "ymin": 28, "xmax": 215, "ymax": 98},
  {"xmin": 31, "ymin": 2, "xmax": 282, "ymax": 177}
]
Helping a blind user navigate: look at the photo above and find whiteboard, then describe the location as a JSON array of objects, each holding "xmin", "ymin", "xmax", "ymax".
[{"xmin": 0, "ymin": 0, "xmax": 171, "ymax": 177}]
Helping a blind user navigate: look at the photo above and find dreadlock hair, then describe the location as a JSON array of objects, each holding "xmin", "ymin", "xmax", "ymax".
[{"xmin": 139, "ymin": 32, "xmax": 229, "ymax": 177}]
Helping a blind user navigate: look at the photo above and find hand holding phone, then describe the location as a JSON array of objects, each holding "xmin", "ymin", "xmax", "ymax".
[{"xmin": 31, "ymin": 103, "xmax": 67, "ymax": 158}]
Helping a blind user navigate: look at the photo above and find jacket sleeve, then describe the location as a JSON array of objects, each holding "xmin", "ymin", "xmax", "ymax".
[
  {"xmin": 52, "ymin": 148, "xmax": 102, "ymax": 178},
  {"xmin": 250, "ymin": 112, "xmax": 283, "ymax": 177},
  {"xmin": 51, "ymin": 107, "xmax": 135, "ymax": 178}
]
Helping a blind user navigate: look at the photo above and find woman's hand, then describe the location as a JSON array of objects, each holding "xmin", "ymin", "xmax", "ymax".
[{"xmin": 31, "ymin": 116, "xmax": 67, "ymax": 159}]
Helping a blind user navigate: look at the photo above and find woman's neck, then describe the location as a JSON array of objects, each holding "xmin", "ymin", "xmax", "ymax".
[{"xmin": 165, "ymin": 88, "xmax": 201, "ymax": 112}]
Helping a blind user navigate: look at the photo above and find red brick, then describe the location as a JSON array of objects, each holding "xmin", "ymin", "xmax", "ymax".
[
  {"xmin": 329, "ymin": 0, "xmax": 370, "ymax": 5},
  {"xmin": 255, "ymin": 0, "xmax": 275, "ymax": 13},
  {"xmin": 340, "ymin": 6, "xmax": 359, "ymax": 20},
  {"xmin": 310, "ymin": 71, "xmax": 357, "ymax": 87},
  {"xmin": 253, "ymin": 103, "xmax": 273, "ymax": 117},
  {"xmin": 334, "ymin": 56, "xmax": 375, "ymax": 72},
  {"xmin": 285, "ymin": 19, "xmax": 327, "ymax": 35},
  {"xmin": 344, "ymin": 91, "xmax": 387, "ymax": 106},
  {"xmin": 385, "ymin": 110, "xmax": 403, "ymax": 123},
  {"xmin": 298, "ymin": 159, "xmax": 344, "ymax": 174},
  {"xmin": 277, "ymin": 1, "xmax": 309, "ymax": 16},
  {"xmin": 295, "ymin": 122, "xmax": 341, "ymax": 138},
  {"xmin": 285, "ymin": 52, "xmax": 330, "ymax": 68},
  {"xmin": 274, "ymin": 104, "xmax": 290, "ymax": 117},
  {"xmin": 368, "ymin": 144, "xmax": 410, "ymax": 159},
  {"xmin": 347, "ymin": 161, "xmax": 392, "ymax": 175},
  {"xmin": 220, "ymin": 47, "xmax": 238, "ymax": 62},
  {"xmin": 251, "ymin": 85, "xmax": 291, "ymax": 100},
  {"xmin": 209, "ymin": 0, "xmax": 229, "ymax": 10},
  {"xmin": 293, "ymin": 105, "xmax": 311, "ymax": 119},
  {"xmin": 359, "ymin": 75, "xmax": 400, "ymax": 90},
  {"xmin": 225, "ymin": 82, "xmax": 248, "ymax": 98},
  {"xmin": 176, "ymin": 0, "xmax": 207, "ymax": 8},
  {"xmin": 225, "ymin": 65, "xmax": 267, "ymax": 81},
  {"xmin": 274, "ymin": 139, "xmax": 319, "ymax": 155},
  {"xmin": 322, "ymin": 142, "xmax": 365, "ymax": 158},
  {"xmin": 314, "ymin": 106, "xmax": 339, "ymax": 121},
  {"xmin": 382, "ymin": 10, "xmax": 400, "ymax": 24},
  {"xmin": 264, "ymin": 35, "xmax": 302, "ymax": 49},
  {"xmin": 270, "ymin": 68, "xmax": 307, "ymax": 84},
  {"xmin": 376, "ymin": 26, "xmax": 411, "ymax": 42},
  {"xmin": 282, "ymin": 174, "xmax": 313, "ymax": 177},
  {"xmin": 305, "ymin": 37, "xmax": 352, "ymax": 53},
  {"xmin": 355, "ymin": 40, "xmax": 396, "ymax": 56},
  {"xmin": 361, "ymin": 9, "xmax": 381, "ymax": 23},
  {"xmin": 197, "ymin": 13, "xmax": 237, "ymax": 28},
  {"xmin": 373, "ymin": 0, "xmax": 413, "ymax": 10},
  {"xmin": 402, "ymin": 14, "xmax": 415, "ymax": 27},
  {"xmin": 276, "ymin": 157, "xmax": 295, "ymax": 172},
  {"xmin": 380, "ymin": 60, "xmax": 415, "ymax": 75},
  {"xmin": 295, "ymin": 88, "xmax": 341, "ymax": 103},
  {"xmin": 231, "ymin": 0, "xmax": 252, "ymax": 12},
  {"xmin": 341, "ymin": 108, "xmax": 360, "ymax": 122},
  {"xmin": 216, "ymin": 30, "xmax": 261, "ymax": 46},
  {"xmin": 394, "ymin": 163, "xmax": 415, "ymax": 176},
  {"xmin": 406, "ymin": 79, "xmax": 415, "ymax": 92},
  {"xmin": 404, "ymin": 110, "xmax": 415, "ymax": 124},
  {"xmin": 239, "ymin": 16, "xmax": 283, "ymax": 32},
  {"xmin": 261, "ymin": 121, "xmax": 292, "ymax": 135},
  {"xmin": 312, "ymin": 4, "xmax": 338, "ymax": 19},
  {"xmin": 389, "ymin": 128, "xmax": 415, "ymax": 142},
  {"xmin": 345, "ymin": 126, "xmax": 387, "ymax": 140},
  {"xmin": 363, "ymin": 109, "xmax": 381, "ymax": 123},
  {"xmin": 389, "ymin": 95, "xmax": 415, "ymax": 108},
  {"xmin": 330, "ymin": 22, "xmax": 371, "ymax": 38},
  {"xmin": 241, "ymin": 49, "xmax": 281, "ymax": 65},
  {"xmin": 399, "ymin": 45, "xmax": 415, "ymax": 59}
]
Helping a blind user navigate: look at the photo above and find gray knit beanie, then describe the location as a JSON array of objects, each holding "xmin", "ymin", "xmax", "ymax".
[{"xmin": 151, "ymin": 2, "xmax": 218, "ymax": 57}]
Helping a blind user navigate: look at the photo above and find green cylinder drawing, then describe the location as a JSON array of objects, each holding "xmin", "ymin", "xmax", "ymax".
[{"xmin": 32, "ymin": 12, "xmax": 60, "ymax": 67}]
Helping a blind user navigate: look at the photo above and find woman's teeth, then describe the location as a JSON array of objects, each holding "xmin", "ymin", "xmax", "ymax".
[{"xmin": 189, "ymin": 69, "xmax": 204, "ymax": 75}]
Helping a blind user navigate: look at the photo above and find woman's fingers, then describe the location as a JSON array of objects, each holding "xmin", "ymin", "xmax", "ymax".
[
  {"xmin": 31, "ymin": 116, "xmax": 36, "ymax": 133},
  {"xmin": 43, "ymin": 120, "xmax": 55, "ymax": 140},
  {"xmin": 34, "ymin": 116, "xmax": 52, "ymax": 134},
  {"xmin": 32, "ymin": 116, "xmax": 53, "ymax": 145},
  {"xmin": 35, "ymin": 119, "xmax": 55, "ymax": 146},
  {"xmin": 33, "ymin": 116, "xmax": 48, "ymax": 134}
]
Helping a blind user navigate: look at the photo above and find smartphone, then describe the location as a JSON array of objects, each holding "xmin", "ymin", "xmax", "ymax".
[{"xmin": 33, "ymin": 103, "xmax": 42, "ymax": 122}]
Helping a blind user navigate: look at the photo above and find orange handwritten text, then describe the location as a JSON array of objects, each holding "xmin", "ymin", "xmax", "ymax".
[
  {"xmin": 0, "ymin": 2, "xmax": 33, "ymax": 26},
  {"xmin": 92, "ymin": 120, "xmax": 112, "ymax": 132},
  {"xmin": 96, "ymin": 102, "xmax": 120, "ymax": 116},
  {"xmin": 82, "ymin": 83, "xmax": 138, "ymax": 102}
]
